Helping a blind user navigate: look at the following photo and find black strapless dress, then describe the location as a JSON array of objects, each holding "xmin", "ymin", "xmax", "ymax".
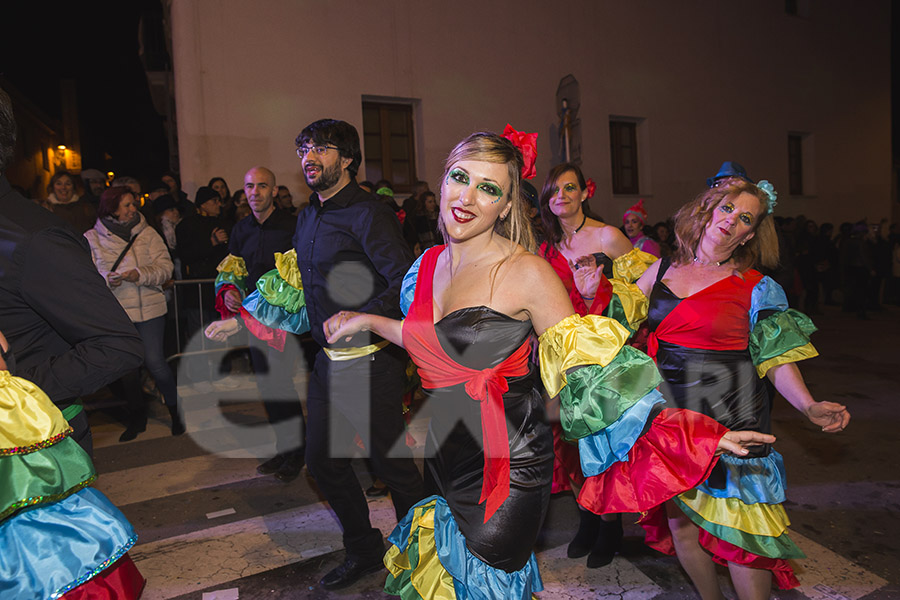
[{"xmin": 425, "ymin": 307, "xmax": 553, "ymax": 572}]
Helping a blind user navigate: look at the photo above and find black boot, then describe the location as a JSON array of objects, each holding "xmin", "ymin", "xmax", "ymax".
[
  {"xmin": 119, "ymin": 415, "xmax": 147, "ymax": 442},
  {"xmin": 586, "ymin": 514, "xmax": 623, "ymax": 568},
  {"xmin": 167, "ymin": 403, "xmax": 186, "ymax": 436},
  {"xmin": 567, "ymin": 507, "xmax": 604, "ymax": 558}
]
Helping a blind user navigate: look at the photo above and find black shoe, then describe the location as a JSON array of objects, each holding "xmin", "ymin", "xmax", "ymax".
[
  {"xmin": 274, "ymin": 451, "xmax": 305, "ymax": 482},
  {"xmin": 365, "ymin": 482, "xmax": 389, "ymax": 498},
  {"xmin": 586, "ymin": 515, "xmax": 623, "ymax": 568},
  {"xmin": 167, "ymin": 404, "xmax": 186, "ymax": 436},
  {"xmin": 319, "ymin": 554, "xmax": 384, "ymax": 590},
  {"xmin": 256, "ymin": 453, "xmax": 287, "ymax": 475},
  {"xmin": 567, "ymin": 507, "xmax": 603, "ymax": 558},
  {"xmin": 119, "ymin": 420, "xmax": 147, "ymax": 443}
]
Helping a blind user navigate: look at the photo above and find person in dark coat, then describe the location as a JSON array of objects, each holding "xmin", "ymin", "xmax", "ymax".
[
  {"xmin": 175, "ymin": 186, "xmax": 230, "ymax": 368},
  {"xmin": 0, "ymin": 86, "xmax": 144, "ymax": 454}
]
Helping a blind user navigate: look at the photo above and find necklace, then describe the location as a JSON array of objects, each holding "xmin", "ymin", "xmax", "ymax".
[
  {"xmin": 566, "ymin": 214, "xmax": 587, "ymax": 238},
  {"xmin": 693, "ymin": 255, "xmax": 730, "ymax": 267}
]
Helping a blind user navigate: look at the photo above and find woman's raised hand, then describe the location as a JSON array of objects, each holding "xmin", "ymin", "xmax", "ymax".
[
  {"xmin": 570, "ymin": 255, "xmax": 603, "ymax": 301},
  {"xmin": 716, "ymin": 430, "xmax": 777, "ymax": 457},
  {"xmin": 324, "ymin": 311, "xmax": 369, "ymax": 344}
]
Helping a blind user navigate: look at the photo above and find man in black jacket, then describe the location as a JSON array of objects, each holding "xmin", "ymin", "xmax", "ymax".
[
  {"xmin": 0, "ymin": 86, "xmax": 144, "ymax": 454},
  {"xmin": 294, "ymin": 119, "xmax": 424, "ymax": 590}
]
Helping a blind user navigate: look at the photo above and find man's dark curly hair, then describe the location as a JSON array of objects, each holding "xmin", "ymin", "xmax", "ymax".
[{"xmin": 295, "ymin": 119, "xmax": 362, "ymax": 177}]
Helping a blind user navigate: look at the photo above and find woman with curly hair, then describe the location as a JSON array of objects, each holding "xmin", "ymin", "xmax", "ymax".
[{"xmin": 635, "ymin": 173, "xmax": 850, "ymax": 598}]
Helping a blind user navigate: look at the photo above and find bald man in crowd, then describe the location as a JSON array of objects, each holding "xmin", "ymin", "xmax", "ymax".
[{"xmin": 217, "ymin": 166, "xmax": 306, "ymax": 481}]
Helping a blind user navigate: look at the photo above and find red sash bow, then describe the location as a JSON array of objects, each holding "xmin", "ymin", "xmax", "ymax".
[{"xmin": 403, "ymin": 246, "xmax": 530, "ymax": 523}]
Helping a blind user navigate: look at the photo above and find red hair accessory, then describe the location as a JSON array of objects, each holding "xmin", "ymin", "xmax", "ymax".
[
  {"xmin": 585, "ymin": 178, "xmax": 596, "ymax": 200},
  {"xmin": 501, "ymin": 124, "xmax": 538, "ymax": 180}
]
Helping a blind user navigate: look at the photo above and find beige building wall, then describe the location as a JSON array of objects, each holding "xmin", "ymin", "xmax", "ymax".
[{"xmin": 171, "ymin": 0, "xmax": 891, "ymax": 225}]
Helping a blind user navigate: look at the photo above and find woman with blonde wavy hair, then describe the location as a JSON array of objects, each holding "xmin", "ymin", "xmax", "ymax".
[
  {"xmin": 635, "ymin": 172, "xmax": 850, "ymax": 599},
  {"xmin": 323, "ymin": 134, "xmax": 773, "ymax": 599}
]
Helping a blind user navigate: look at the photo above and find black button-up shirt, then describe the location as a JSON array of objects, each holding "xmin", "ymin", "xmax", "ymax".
[
  {"xmin": 228, "ymin": 208, "xmax": 297, "ymax": 290},
  {"xmin": 294, "ymin": 180, "xmax": 412, "ymax": 348}
]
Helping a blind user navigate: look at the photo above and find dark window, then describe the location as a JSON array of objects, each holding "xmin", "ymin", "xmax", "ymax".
[
  {"xmin": 785, "ymin": 0, "xmax": 798, "ymax": 15},
  {"xmin": 610, "ymin": 121, "xmax": 639, "ymax": 194},
  {"xmin": 361, "ymin": 102, "xmax": 416, "ymax": 192},
  {"xmin": 788, "ymin": 134, "xmax": 803, "ymax": 195}
]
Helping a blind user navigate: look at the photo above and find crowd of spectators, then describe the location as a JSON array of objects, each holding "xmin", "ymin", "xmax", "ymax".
[
  {"xmin": 23, "ymin": 171, "xmax": 900, "ymax": 326},
  {"xmin": 14, "ymin": 168, "xmax": 899, "ymax": 442}
]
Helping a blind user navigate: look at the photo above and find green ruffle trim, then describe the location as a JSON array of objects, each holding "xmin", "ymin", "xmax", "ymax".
[
  {"xmin": 604, "ymin": 294, "xmax": 636, "ymax": 335},
  {"xmin": 255, "ymin": 268, "xmax": 306, "ymax": 314},
  {"xmin": 559, "ymin": 345, "xmax": 663, "ymax": 441},
  {"xmin": 674, "ymin": 497, "xmax": 805, "ymax": 560},
  {"xmin": 60, "ymin": 400, "xmax": 83, "ymax": 422},
  {"xmin": 215, "ymin": 270, "xmax": 247, "ymax": 295},
  {"xmin": 749, "ymin": 309, "xmax": 817, "ymax": 366},
  {"xmin": 0, "ymin": 436, "xmax": 97, "ymax": 521}
]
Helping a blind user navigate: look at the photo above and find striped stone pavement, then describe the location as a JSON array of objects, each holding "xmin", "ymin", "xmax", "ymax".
[{"xmin": 85, "ymin": 308, "xmax": 898, "ymax": 599}]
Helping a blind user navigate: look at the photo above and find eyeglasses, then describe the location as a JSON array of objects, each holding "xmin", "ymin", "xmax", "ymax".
[{"xmin": 296, "ymin": 145, "xmax": 339, "ymax": 158}]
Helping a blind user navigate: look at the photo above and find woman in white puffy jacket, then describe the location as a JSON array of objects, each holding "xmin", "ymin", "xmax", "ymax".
[{"xmin": 84, "ymin": 186, "xmax": 184, "ymax": 441}]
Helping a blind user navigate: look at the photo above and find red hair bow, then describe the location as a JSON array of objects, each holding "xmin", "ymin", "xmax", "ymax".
[
  {"xmin": 585, "ymin": 178, "xmax": 596, "ymax": 200},
  {"xmin": 501, "ymin": 124, "xmax": 538, "ymax": 180}
]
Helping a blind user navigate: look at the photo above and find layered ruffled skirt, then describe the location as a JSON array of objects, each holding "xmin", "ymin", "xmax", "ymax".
[
  {"xmin": 641, "ymin": 451, "xmax": 803, "ymax": 589},
  {"xmin": 0, "ymin": 371, "xmax": 145, "ymax": 599}
]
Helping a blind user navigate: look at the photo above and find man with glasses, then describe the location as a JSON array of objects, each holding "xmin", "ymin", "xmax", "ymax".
[
  {"xmin": 215, "ymin": 167, "xmax": 306, "ymax": 482},
  {"xmin": 293, "ymin": 119, "xmax": 424, "ymax": 589}
]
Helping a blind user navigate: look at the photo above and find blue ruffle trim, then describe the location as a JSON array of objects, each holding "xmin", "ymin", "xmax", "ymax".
[
  {"xmin": 749, "ymin": 276, "xmax": 788, "ymax": 329},
  {"xmin": 578, "ymin": 389, "xmax": 666, "ymax": 477},
  {"xmin": 400, "ymin": 252, "xmax": 424, "ymax": 317},
  {"xmin": 0, "ymin": 487, "xmax": 137, "ymax": 600},
  {"xmin": 389, "ymin": 495, "xmax": 543, "ymax": 600},
  {"xmin": 696, "ymin": 449, "xmax": 787, "ymax": 505},
  {"xmin": 243, "ymin": 290, "xmax": 310, "ymax": 335}
]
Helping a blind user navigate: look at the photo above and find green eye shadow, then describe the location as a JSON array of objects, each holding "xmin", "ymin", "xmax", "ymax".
[
  {"xmin": 447, "ymin": 168, "xmax": 469, "ymax": 185},
  {"xmin": 479, "ymin": 183, "xmax": 503, "ymax": 202}
]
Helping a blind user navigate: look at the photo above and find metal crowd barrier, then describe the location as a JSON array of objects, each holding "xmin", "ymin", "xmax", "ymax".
[{"xmin": 167, "ymin": 277, "xmax": 248, "ymax": 364}]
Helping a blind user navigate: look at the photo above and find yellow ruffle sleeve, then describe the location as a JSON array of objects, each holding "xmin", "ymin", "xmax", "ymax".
[
  {"xmin": 216, "ymin": 254, "xmax": 248, "ymax": 276},
  {"xmin": 274, "ymin": 249, "xmax": 303, "ymax": 291},
  {"xmin": 612, "ymin": 248, "xmax": 657, "ymax": 284},
  {"xmin": 0, "ymin": 371, "xmax": 71, "ymax": 453},
  {"xmin": 538, "ymin": 314, "xmax": 631, "ymax": 398}
]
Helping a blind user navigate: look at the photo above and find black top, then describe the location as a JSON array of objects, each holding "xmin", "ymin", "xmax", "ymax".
[
  {"xmin": 293, "ymin": 180, "xmax": 413, "ymax": 348},
  {"xmin": 646, "ymin": 256, "xmax": 772, "ymax": 458},
  {"xmin": 228, "ymin": 207, "xmax": 297, "ymax": 289},
  {"xmin": 426, "ymin": 307, "xmax": 551, "ymax": 572},
  {"xmin": 0, "ymin": 176, "xmax": 144, "ymax": 408}
]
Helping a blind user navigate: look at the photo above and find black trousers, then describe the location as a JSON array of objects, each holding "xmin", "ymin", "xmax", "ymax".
[
  {"xmin": 305, "ymin": 344, "xmax": 424, "ymax": 559},
  {"xmin": 248, "ymin": 334, "xmax": 306, "ymax": 455}
]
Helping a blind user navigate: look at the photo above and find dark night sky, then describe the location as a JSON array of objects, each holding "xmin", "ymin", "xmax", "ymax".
[
  {"xmin": 3, "ymin": 3, "xmax": 898, "ymax": 182},
  {"xmin": 1, "ymin": 1, "xmax": 170, "ymax": 182}
]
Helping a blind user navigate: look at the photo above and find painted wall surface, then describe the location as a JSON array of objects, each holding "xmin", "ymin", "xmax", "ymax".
[{"xmin": 171, "ymin": 0, "xmax": 891, "ymax": 225}]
